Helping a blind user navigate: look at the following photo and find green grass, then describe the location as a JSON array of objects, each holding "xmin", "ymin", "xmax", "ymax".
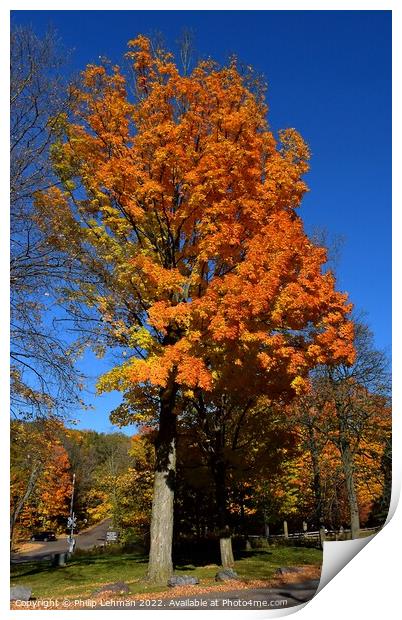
[
  {"xmin": 234, "ymin": 547, "xmax": 322, "ymax": 581},
  {"xmin": 11, "ymin": 546, "xmax": 322, "ymax": 600}
]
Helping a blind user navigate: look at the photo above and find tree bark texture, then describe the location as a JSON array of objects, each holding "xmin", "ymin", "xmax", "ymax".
[
  {"xmin": 306, "ymin": 422, "xmax": 325, "ymax": 528},
  {"xmin": 146, "ymin": 379, "xmax": 177, "ymax": 584},
  {"xmin": 213, "ymin": 453, "xmax": 234, "ymax": 567},
  {"xmin": 340, "ymin": 444, "xmax": 360, "ymax": 538},
  {"xmin": 220, "ymin": 537, "xmax": 235, "ymax": 568},
  {"xmin": 10, "ymin": 463, "xmax": 40, "ymax": 549}
]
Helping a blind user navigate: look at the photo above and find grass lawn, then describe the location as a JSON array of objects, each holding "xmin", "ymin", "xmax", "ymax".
[{"xmin": 11, "ymin": 546, "xmax": 322, "ymax": 600}]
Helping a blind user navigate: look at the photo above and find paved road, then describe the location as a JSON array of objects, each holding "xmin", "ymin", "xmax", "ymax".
[
  {"xmin": 91, "ymin": 580, "xmax": 320, "ymax": 610},
  {"xmin": 11, "ymin": 519, "xmax": 112, "ymax": 563}
]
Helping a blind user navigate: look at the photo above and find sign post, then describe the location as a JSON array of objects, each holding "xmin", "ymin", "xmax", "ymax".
[
  {"xmin": 106, "ymin": 530, "xmax": 119, "ymax": 544},
  {"xmin": 67, "ymin": 473, "xmax": 76, "ymax": 554}
]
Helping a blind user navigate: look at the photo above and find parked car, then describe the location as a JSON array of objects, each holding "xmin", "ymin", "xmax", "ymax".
[{"xmin": 30, "ymin": 531, "xmax": 57, "ymax": 542}]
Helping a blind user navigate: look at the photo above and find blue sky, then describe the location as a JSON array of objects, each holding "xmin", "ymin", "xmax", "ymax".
[{"xmin": 11, "ymin": 10, "xmax": 392, "ymax": 434}]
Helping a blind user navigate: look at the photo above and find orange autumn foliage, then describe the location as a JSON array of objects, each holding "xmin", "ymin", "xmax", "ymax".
[
  {"xmin": 11, "ymin": 421, "xmax": 73, "ymax": 535},
  {"xmin": 36, "ymin": 35, "xmax": 354, "ymax": 412},
  {"xmin": 37, "ymin": 445, "xmax": 72, "ymax": 524}
]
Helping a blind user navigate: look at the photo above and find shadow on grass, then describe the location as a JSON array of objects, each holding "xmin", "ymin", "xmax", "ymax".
[
  {"xmin": 12, "ymin": 554, "xmax": 239, "ymax": 581},
  {"xmin": 11, "ymin": 562, "xmax": 57, "ymax": 579},
  {"xmin": 12, "ymin": 547, "xmax": 301, "ymax": 583},
  {"xmin": 11, "ymin": 552, "xmax": 149, "ymax": 580},
  {"xmin": 173, "ymin": 548, "xmax": 273, "ymax": 569}
]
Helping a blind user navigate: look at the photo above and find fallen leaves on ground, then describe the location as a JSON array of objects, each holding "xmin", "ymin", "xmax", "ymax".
[{"xmin": 10, "ymin": 565, "xmax": 322, "ymax": 609}]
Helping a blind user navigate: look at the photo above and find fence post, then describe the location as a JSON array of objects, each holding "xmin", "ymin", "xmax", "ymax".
[
  {"xmin": 283, "ymin": 520, "xmax": 289, "ymax": 539},
  {"xmin": 319, "ymin": 526, "xmax": 326, "ymax": 548},
  {"xmin": 52, "ymin": 553, "xmax": 67, "ymax": 567}
]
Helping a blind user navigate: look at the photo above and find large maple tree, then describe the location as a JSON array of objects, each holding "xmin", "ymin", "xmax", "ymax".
[{"xmin": 36, "ymin": 35, "xmax": 354, "ymax": 582}]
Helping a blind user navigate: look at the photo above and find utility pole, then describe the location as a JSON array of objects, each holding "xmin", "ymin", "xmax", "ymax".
[{"xmin": 67, "ymin": 473, "xmax": 76, "ymax": 554}]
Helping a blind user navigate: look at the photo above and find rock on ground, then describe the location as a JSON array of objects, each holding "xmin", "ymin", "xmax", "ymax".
[
  {"xmin": 215, "ymin": 568, "xmax": 238, "ymax": 581},
  {"xmin": 10, "ymin": 585, "xmax": 32, "ymax": 601},
  {"xmin": 167, "ymin": 575, "xmax": 200, "ymax": 587}
]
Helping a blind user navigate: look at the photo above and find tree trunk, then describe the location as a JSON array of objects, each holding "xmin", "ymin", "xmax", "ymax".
[
  {"xmin": 10, "ymin": 464, "xmax": 40, "ymax": 549},
  {"xmin": 220, "ymin": 537, "xmax": 234, "ymax": 568},
  {"xmin": 213, "ymin": 456, "xmax": 234, "ymax": 567},
  {"xmin": 380, "ymin": 438, "xmax": 392, "ymax": 518},
  {"xmin": 146, "ymin": 379, "xmax": 177, "ymax": 584},
  {"xmin": 263, "ymin": 509, "xmax": 270, "ymax": 538},
  {"xmin": 340, "ymin": 444, "xmax": 360, "ymax": 538},
  {"xmin": 307, "ymin": 423, "xmax": 325, "ymax": 527},
  {"xmin": 239, "ymin": 491, "xmax": 246, "ymax": 535}
]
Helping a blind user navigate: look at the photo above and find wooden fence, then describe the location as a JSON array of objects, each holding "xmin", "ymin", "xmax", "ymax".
[{"xmin": 248, "ymin": 526, "xmax": 381, "ymax": 548}]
